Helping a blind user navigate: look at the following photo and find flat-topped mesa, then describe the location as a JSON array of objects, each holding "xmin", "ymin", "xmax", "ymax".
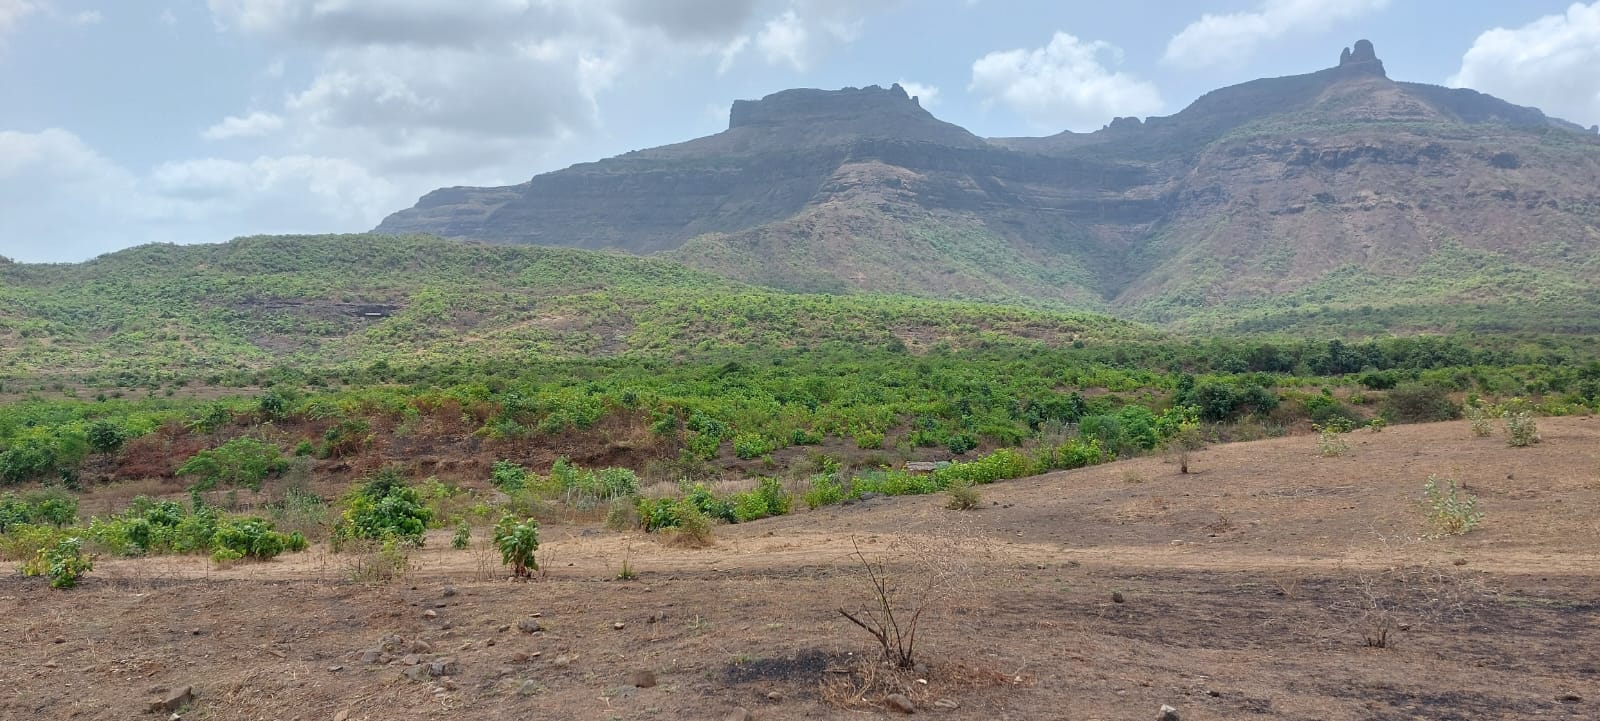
[
  {"xmin": 724, "ymin": 83, "xmax": 984, "ymax": 148},
  {"xmin": 1336, "ymin": 39, "xmax": 1386, "ymax": 77},
  {"xmin": 728, "ymin": 84, "xmax": 923, "ymax": 130}
]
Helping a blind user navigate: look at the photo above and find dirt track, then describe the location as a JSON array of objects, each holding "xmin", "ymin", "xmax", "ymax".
[{"xmin": 4, "ymin": 418, "xmax": 1598, "ymax": 720}]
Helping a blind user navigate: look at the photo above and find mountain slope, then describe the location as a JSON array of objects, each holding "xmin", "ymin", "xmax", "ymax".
[
  {"xmin": 377, "ymin": 42, "xmax": 1600, "ymax": 333},
  {"xmin": 0, "ymin": 235, "xmax": 1151, "ymax": 378}
]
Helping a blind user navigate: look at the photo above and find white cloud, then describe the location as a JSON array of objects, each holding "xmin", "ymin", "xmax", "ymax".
[
  {"xmin": 716, "ymin": 34, "xmax": 749, "ymax": 74},
  {"xmin": 0, "ymin": 0, "xmax": 44, "ymax": 41},
  {"xmin": 1449, "ymin": 2, "xmax": 1600, "ymax": 129},
  {"xmin": 202, "ymin": 111, "xmax": 285, "ymax": 140},
  {"xmin": 740, "ymin": 0, "xmax": 899, "ymax": 71},
  {"xmin": 3, "ymin": 0, "xmax": 906, "ymax": 262},
  {"xmin": 898, "ymin": 80, "xmax": 940, "ymax": 107},
  {"xmin": 69, "ymin": 9, "xmax": 99, "ymax": 25},
  {"xmin": 0, "ymin": 128, "xmax": 409, "ymax": 263},
  {"xmin": 1164, "ymin": 0, "xmax": 1389, "ymax": 69},
  {"xmin": 970, "ymin": 32, "xmax": 1163, "ymax": 132},
  {"xmin": 756, "ymin": 10, "xmax": 808, "ymax": 69}
]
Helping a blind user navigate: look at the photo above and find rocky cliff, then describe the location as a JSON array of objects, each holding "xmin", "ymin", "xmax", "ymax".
[{"xmin": 376, "ymin": 43, "xmax": 1600, "ymax": 331}]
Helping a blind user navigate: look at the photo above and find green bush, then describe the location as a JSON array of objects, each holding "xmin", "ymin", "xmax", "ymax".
[
  {"xmin": 334, "ymin": 468, "xmax": 432, "ymax": 547},
  {"xmin": 731, "ymin": 477, "xmax": 792, "ymax": 522},
  {"xmin": 852, "ymin": 469, "xmax": 941, "ymax": 496},
  {"xmin": 0, "ymin": 489, "xmax": 78, "ymax": 532},
  {"xmin": 637, "ymin": 497, "xmax": 683, "ymax": 532},
  {"xmin": 789, "ymin": 428, "xmax": 823, "ymax": 446},
  {"xmin": 1381, "ymin": 383, "xmax": 1460, "ymax": 424},
  {"xmin": 944, "ymin": 433, "xmax": 977, "ymax": 455},
  {"xmin": 490, "ymin": 460, "xmax": 529, "ymax": 491},
  {"xmin": 493, "ymin": 515, "xmax": 540, "ymax": 578},
  {"xmin": 682, "ymin": 482, "xmax": 737, "ymax": 523},
  {"xmin": 1464, "ymin": 404, "xmax": 1494, "ymax": 436},
  {"xmin": 29, "ymin": 537, "xmax": 93, "ymax": 588},
  {"xmin": 177, "ymin": 437, "xmax": 288, "ymax": 491},
  {"xmin": 549, "ymin": 458, "xmax": 639, "ymax": 508},
  {"xmin": 451, "ymin": 520, "xmax": 471, "ymax": 549},
  {"xmin": 935, "ymin": 448, "xmax": 1032, "ymax": 486},
  {"xmin": 732, "ymin": 433, "xmax": 776, "ymax": 460},
  {"xmin": 86, "ymin": 420, "xmax": 128, "ymax": 455},
  {"xmin": 1033, "ymin": 438, "xmax": 1109, "ymax": 472},
  {"xmin": 803, "ymin": 474, "xmax": 845, "ymax": 509},
  {"xmin": 211, "ymin": 517, "xmax": 291, "ymax": 560},
  {"xmin": 1504, "ymin": 410, "xmax": 1540, "ymax": 447},
  {"xmin": 1423, "ymin": 475, "xmax": 1483, "ymax": 536}
]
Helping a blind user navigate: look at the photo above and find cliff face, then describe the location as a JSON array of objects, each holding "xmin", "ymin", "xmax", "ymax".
[{"xmin": 376, "ymin": 43, "xmax": 1600, "ymax": 328}]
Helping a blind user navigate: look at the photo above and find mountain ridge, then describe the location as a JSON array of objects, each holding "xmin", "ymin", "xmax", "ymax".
[{"xmin": 376, "ymin": 41, "xmax": 1600, "ymax": 333}]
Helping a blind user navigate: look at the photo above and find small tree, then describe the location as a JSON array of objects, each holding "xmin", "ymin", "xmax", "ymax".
[
  {"xmin": 86, "ymin": 420, "xmax": 128, "ymax": 456},
  {"xmin": 493, "ymin": 515, "xmax": 540, "ymax": 578},
  {"xmin": 1162, "ymin": 423, "xmax": 1206, "ymax": 474}
]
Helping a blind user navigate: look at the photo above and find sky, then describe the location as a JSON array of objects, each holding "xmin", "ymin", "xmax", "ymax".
[{"xmin": 3, "ymin": 0, "xmax": 1599, "ymax": 263}]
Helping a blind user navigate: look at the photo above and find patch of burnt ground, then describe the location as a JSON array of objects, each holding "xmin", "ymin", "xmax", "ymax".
[{"xmin": 723, "ymin": 649, "xmax": 838, "ymax": 684}]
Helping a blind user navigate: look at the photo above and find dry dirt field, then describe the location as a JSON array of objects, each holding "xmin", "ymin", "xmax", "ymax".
[{"xmin": 3, "ymin": 418, "xmax": 1598, "ymax": 720}]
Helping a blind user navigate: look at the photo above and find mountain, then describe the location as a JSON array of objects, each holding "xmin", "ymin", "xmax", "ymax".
[{"xmin": 377, "ymin": 41, "xmax": 1600, "ymax": 334}]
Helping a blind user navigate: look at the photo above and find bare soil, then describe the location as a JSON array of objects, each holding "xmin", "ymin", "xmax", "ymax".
[{"xmin": 4, "ymin": 418, "xmax": 1598, "ymax": 720}]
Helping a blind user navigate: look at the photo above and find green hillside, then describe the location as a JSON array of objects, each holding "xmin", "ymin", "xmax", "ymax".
[{"xmin": 0, "ymin": 234, "xmax": 1150, "ymax": 382}]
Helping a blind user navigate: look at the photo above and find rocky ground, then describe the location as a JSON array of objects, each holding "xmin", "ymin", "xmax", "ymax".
[{"xmin": 3, "ymin": 417, "xmax": 1598, "ymax": 720}]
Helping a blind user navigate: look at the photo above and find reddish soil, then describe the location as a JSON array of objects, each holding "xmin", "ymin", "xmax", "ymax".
[{"xmin": 4, "ymin": 418, "xmax": 1598, "ymax": 720}]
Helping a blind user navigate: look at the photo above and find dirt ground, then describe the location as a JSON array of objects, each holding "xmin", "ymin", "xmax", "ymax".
[{"xmin": 3, "ymin": 418, "xmax": 1598, "ymax": 720}]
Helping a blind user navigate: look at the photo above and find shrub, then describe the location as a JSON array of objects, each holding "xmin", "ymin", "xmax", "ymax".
[
  {"xmin": 637, "ymin": 497, "xmax": 684, "ymax": 532},
  {"xmin": 86, "ymin": 420, "xmax": 128, "ymax": 455},
  {"xmin": 661, "ymin": 502, "xmax": 713, "ymax": 547},
  {"xmin": 1034, "ymin": 438, "xmax": 1109, "ymax": 472},
  {"xmin": 20, "ymin": 537, "xmax": 93, "ymax": 589},
  {"xmin": 682, "ymin": 482, "xmax": 737, "ymax": 523},
  {"xmin": 334, "ymin": 468, "xmax": 432, "ymax": 547},
  {"xmin": 211, "ymin": 517, "xmax": 291, "ymax": 560},
  {"xmin": 0, "ymin": 489, "xmax": 77, "ymax": 531},
  {"xmin": 1314, "ymin": 420, "xmax": 1352, "ymax": 457},
  {"xmin": 1464, "ymin": 404, "xmax": 1494, "ymax": 437},
  {"xmin": 490, "ymin": 460, "xmax": 529, "ymax": 492},
  {"xmin": 852, "ymin": 470, "xmax": 940, "ymax": 497},
  {"xmin": 853, "ymin": 429, "xmax": 884, "ymax": 450},
  {"xmin": 732, "ymin": 433, "xmax": 776, "ymax": 460},
  {"xmin": 789, "ymin": 428, "xmax": 823, "ymax": 446},
  {"xmin": 493, "ymin": 515, "xmax": 540, "ymax": 578},
  {"xmin": 944, "ymin": 480, "xmax": 980, "ymax": 510},
  {"xmin": 945, "ymin": 433, "xmax": 977, "ymax": 455},
  {"xmin": 1423, "ymin": 475, "xmax": 1483, "ymax": 536},
  {"xmin": 550, "ymin": 460, "xmax": 640, "ymax": 509},
  {"xmin": 343, "ymin": 537, "xmax": 413, "ymax": 584},
  {"xmin": 803, "ymin": 474, "xmax": 845, "ymax": 509},
  {"xmin": 1161, "ymin": 424, "xmax": 1206, "ymax": 474},
  {"xmin": 604, "ymin": 498, "xmax": 639, "ymax": 530},
  {"xmin": 935, "ymin": 448, "xmax": 1032, "ymax": 486},
  {"xmin": 451, "ymin": 520, "xmax": 471, "ymax": 549},
  {"xmin": 1504, "ymin": 411, "xmax": 1540, "ymax": 447},
  {"xmin": 731, "ymin": 477, "xmax": 792, "ymax": 522},
  {"xmin": 210, "ymin": 547, "xmax": 245, "ymax": 568},
  {"xmin": 1381, "ymin": 383, "xmax": 1459, "ymax": 424},
  {"xmin": 320, "ymin": 418, "xmax": 372, "ymax": 458},
  {"xmin": 177, "ymin": 437, "xmax": 288, "ymax": 491}
]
